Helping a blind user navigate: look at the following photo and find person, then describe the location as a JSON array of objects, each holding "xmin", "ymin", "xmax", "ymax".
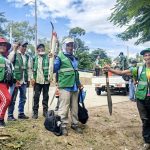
[
  {"xmin": 119, "ymin": 52, "xmax": 128, "ymax": 70},
  {"xmin": 0, "ymin": 37, "xmax": 12, "ymax": 127},
  {"xmin": 94, "ymin": 55, "xmax": 100, "ymax": 76},
  {"xmin": 104, "ymin": 48, "xmax": 150, "ymax": 150},
  {"xmin": 7, "ymin": 41, "xmax": 31, "ymax": 120},
  {"xmin": 128, "ymin": 60, "xmax": 137, "ymax": 101},
  {"xmin": 31, "ymin": 44, "xmax": 50, "ymax": 119},
  {"xmin": 54, "ymin": 37, "xmax": 83, "ymax": 136}
]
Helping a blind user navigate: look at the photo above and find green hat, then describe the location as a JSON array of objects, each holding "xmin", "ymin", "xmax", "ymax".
[{"xmin": 140, "ymin": 48, "xmax": 150, "ymax": 55}]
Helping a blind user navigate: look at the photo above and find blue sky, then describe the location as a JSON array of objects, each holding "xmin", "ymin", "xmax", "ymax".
[{"xmin": 0, "ymin": 0, "xmax": 149, "ymax": 58}]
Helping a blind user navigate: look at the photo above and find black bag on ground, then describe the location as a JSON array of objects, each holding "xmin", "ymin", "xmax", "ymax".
[
  {"xmin": 78, "ymin": 90, "xmax": 89, "ymax": 124},
  {"xmin": 44, "ymin": 110, "xmax": 62, "ymax": 136}
]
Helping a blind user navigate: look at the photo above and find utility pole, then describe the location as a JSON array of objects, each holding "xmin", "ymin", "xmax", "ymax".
[
  {"xmin": 24, "ymin": 0, "xmax": 37, "ymax": 54},
  {"xmin": 9, "ymin": 21, "xmax": 13, "ymax": 44},
  {"xmin": 127, "ymin": 46, "xmax": 129, "ymax": 59},
  {"xmin": 34, "ymin": 0, "xmax": 37, "ymax": 54}
]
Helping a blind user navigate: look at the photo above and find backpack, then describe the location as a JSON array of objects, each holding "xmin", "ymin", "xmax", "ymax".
[{"xmin": 44, "ymin": 110, "xmax": 62, "ymax": 136}]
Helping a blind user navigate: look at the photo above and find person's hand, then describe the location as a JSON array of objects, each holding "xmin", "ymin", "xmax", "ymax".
[
  {"xmin": 13, "ymin": 43, "xmax": 20, "ymax": 52},
  {"xmin": 48, "ymin": 51, "xmax": 53, "ymax": 58},
  {"xmin": 78, "ymin": 84, "xmax": 84, "ymax": 90},
  {"xmin": 103, "ymin": 65, "xmax": 111, "ymax": 73},
  {"xmin": 31, "ymin": 79, "xmax": 36, "ymax": 86},
  {"xmin": 15, "ymin": 80, "xmax": 21, "ymax": 87}
]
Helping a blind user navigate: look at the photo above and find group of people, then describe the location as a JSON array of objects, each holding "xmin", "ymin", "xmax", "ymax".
[
  {"xmin": 0, "ymin": 36, "xmax": 83, "ymax": 136},
  {"xmin": 1, "ymin": 35, "xmax": 150, "ymax": 148}
]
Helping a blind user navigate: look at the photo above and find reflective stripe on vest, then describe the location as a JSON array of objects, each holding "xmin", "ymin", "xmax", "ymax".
[
  {"xmin": 59, "ymin": 68, "xmax": 76, "ymax": 73},
  {"xmin": 138, "ymin": 81, "xmax": 147, "ymax": 86},
  {"xmin": 14, "ymin": 66, "xmax": 26, "ymax": 69},
  {"xmin": 0, "ymin": 64, "xmax": 5, "ymax": 67},
  {"xmin": 43, "ymin": 66, "xmax": 49, "ymax": 69}
]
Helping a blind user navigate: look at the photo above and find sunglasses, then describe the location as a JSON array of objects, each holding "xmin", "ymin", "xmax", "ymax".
[
  {"xmin": 66, "ymin": 43, "xmax": 74, "ymax": 47},
  {"xmin": 22, "ymin": 45, "xmax": 27, "ymax": 48}
]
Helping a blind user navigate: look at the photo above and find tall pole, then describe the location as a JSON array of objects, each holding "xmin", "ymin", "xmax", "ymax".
[
  {"xmin": 9, "ymin": 21, "xmax": 13, "ymax": 44},
  {"xmin": 127, "ymin": 46, "xmax": 129, "ymax": 59},
  {"xmin": 35, "ymin": 0, "xmax": 37, "ymax": 54}
]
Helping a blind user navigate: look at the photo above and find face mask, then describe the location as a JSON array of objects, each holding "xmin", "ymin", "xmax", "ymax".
[{"xmin": 38, "ymin": 51, "xmax": 45, "ymax": 55}]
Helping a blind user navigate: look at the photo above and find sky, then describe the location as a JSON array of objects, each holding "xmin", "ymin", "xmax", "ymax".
[{"xmin": 0, "ymin": 0, "xmax": 149, "ymax": 58}]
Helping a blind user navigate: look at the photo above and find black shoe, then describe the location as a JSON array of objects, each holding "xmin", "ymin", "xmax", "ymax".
[
  {"xmin": 141, "ymin": 143, "xmax": 150, "ymax": 150},
  {"xmin": 18, "ymin": 114, "xmax": 29, "ymax": 119},
  {"xmin": 7, "ymin": 116, "xmax": 17, "ymax": 121},
  {"xmin": 32, "ymin": 113, "xmax": 38, "ymax": 119},
  {"xmin": 71, "ymin": 125, "xmax": 83, "ymax": 134},
  {"xmin": 62, "ymin": 127, "xmax": 68, "ymax": 136},
  {"xmin": 43, "ymin": 111, "xmax": 48, "ymax": 117},
  {"xmin": 0, "ymin": 119, "xmax": 6, "ymax": 128}
]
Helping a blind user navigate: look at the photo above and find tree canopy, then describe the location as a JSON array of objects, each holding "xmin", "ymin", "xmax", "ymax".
[
  {"xmin": 0, "ymin": 12, "xmax": 7, "ymax": 36},
  {"xmin": 6, "ymin": 21, "xmax": 35, "ymax": 42},
  {"xmin": 109, "ymin": 0, "xmax": 150, "ymax": 45},
  {"xmin": 69, "ymin": 27, "xmax": 85, "ymax": 38}
]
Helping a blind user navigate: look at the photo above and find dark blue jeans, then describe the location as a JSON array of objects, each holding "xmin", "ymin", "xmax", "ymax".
[
  {"xmin": 129, "ymin": 79, "xmax": 136, "ymax": 101},
  {"xmin": 8, "ymin": 83, "xmax": 27, "ymax": 116}
]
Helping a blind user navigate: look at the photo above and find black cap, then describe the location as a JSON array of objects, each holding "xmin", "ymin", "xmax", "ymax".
[
  {"xmin": 140, "ymin": 48, "xmax": 150, "ymax": 55},
  {"xmin": 119, "ymin": 52, "xmax": 123, "ymax": 56},
  {"xmin": 37, "ymin": 44, "xmax": 45, "ymax": 49},
  {"xmin": 131, "ymin": 60, "xmax": 138, "ymax": 64}
]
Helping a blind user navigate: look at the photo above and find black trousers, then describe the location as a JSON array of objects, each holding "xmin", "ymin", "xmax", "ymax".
[
  {"xmin": 95, "ymin": 68, "xmax": 100, "ymax": 76},
  {"xmin": 33, "ymin": 83, "xmax": 50, "ymax": 114},
  {"xmin": 137, "ymin": 97, "xmax": 150, "ymax": 143}
]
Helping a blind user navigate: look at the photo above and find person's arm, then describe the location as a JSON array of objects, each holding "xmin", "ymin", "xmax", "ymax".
[
  {"xmin": 104, "ymin": 65, "xmax": 131, "ymax": 75},
  {"xmin": 8, "ymin": 50, "xmax": 16, "ymax": 63}
]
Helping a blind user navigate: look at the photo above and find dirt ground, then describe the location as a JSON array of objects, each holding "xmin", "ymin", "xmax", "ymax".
[{"xmin": 0, "ymin": 101, "xmax": 143, "ymax": 150}]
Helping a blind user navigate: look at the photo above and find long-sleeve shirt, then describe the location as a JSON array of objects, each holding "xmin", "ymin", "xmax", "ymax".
[
  {"xmin": 54, "ymin": 53, "xmax": 79, "ymax": 92},
  {"xmin": 8, "ymin": 50, "xmax": 32, "ymax": 84},
  {"xmin": 36, "ymin": 55, "xmax": 49, "ymax": 84}
]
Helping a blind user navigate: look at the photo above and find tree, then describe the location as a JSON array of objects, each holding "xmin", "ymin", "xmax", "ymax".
[
  {"xmin": 90, "ymin": 48, "xmax": 111, "ymax": 67},
  {"xmin": 69, "ymin": 27, "xmax": 85, "ymax": 38},
  {"xmin": 6, "ymin": 21, "xmax": 35, "ymax": 42},
  {"xmin": 109, "ymin": 0, "xmax": 150, "ymax": 44},
  {"xmin": 0, "ymin": 12, "xmax": 7, "ymax": 36},
  {"xmin": 76, "ymin": 50, "xmax": 93, "ymax": 69}
]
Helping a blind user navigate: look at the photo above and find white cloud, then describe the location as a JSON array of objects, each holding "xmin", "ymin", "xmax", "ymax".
[
  {"xmin": 7, "ymin": 0, "xmax": 122, "ymax": 35},
  {"xmin": 7, "ymin": 0, "xmax": 150, "ymax": 54}
]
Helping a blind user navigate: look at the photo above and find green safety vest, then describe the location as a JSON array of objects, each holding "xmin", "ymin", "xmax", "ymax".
[
  {"xmin": 33, "ymin": 55, "xmax": 49, "ymax": 81},
  {"xmin": 0, "ymin": 55, "xmax": 5, "ymax": 81},
  {"xmin": 58, "ymin": 52, "xmax": 80, "ymax": 88},
  {"xmin": 135, "ymin": 66, "xmax": 148, "ymax": 100},
  {"xmin": 13, "ymin": 53, "xmax": 28, "ymax": 81}
]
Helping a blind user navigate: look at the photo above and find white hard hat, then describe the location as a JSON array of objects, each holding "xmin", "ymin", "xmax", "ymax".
[{"xmin": 63, "ymin": 37, "xmax": 74, "ymax": 44}]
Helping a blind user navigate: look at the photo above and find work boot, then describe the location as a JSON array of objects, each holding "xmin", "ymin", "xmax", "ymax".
[
  {"xmin": 43, "ymin": 111, "xmax": 48, "ymax": 117},
  {"xmin": 18, "ymin": 113, "xmax": 29, "ymax": 119},
  {"xmin": 32, "ymin": 113, "xmax": 38, "ymax": 119},
  {"xmin": 0, "ymin": 119, "xmax": 6, "ymax": 128},
  {"xmin": 7, "ymin": 115, "xmax": 17, "ymax": 121},
  {"xmin": 71, "ymin": 125, "xmax": 83, "ymax": 134},
  {"xmin": 141, "ymin": 143, "xmax": 150, "ymax": 150},
  {"xmin": 62, "ymin": 127, "xmax": 68, "ymax": 136}
]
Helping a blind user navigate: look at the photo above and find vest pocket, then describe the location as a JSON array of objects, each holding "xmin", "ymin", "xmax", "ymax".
[{"xmin": 136, "ymin": 85, "xmax": 146, "ymax": 100}]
